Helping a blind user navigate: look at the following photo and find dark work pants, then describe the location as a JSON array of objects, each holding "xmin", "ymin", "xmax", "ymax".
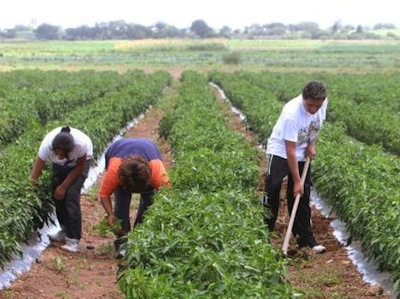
[
  {"xmin": 113, "ymin": 187, "xmax": 155, "ymax": 250},
  {"xmin": 51, "ymin": 160, "xmax": 90, "ymax": 240},
  {"xmin": 264, "ymin": 155, "xmax": 317, "ymax": 247}
]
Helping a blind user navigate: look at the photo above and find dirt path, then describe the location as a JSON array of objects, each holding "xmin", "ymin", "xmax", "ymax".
[{"xmin": 0, "ymin": 74, "xmax": 393, "ymax": 299}]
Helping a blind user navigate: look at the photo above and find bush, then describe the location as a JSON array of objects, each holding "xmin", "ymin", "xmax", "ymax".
[{"xmin": 222, "ymin": 51, "xmax": 241, "ymax": 65}]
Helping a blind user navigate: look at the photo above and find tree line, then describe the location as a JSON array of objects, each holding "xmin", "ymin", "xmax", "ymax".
[{"xmin": 0, "ymin": 19, "xmax": 398, "ymax": 40}]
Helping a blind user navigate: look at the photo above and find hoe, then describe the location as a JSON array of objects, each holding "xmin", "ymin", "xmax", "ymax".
[{"xmin": 282, "ymin": 156, "xmax": 311, "ymax": 256}]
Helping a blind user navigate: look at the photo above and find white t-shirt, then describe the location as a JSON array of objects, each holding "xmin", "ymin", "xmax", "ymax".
[
  {"xmin": 266, "ymin": 95, "xmax": 328, "ymax": 161},
  {"xmin": 38, "ymin": 127, "xmax": 93, "ymax": 167}
]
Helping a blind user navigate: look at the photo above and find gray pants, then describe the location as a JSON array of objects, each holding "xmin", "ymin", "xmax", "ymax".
[{"xmin": 51, "ymin": 160, "xmax": 90, "ymax": 240}]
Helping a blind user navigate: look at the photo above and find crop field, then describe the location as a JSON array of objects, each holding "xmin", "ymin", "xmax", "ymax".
[
  {"xmin": 1, "ymin": 38, "xmax": 400, "ymax": 297},
  {"xmin": 2, "ymin": 38, "xmax": 400, "ymax": 72}
]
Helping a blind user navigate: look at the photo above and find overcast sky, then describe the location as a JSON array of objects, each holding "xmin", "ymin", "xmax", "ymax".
[{"xmin": 0, "ymin": 0, "xmax": 398, "ymax": 30}]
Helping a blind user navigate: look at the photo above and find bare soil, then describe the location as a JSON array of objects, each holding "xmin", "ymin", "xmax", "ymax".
[{"xmin": 0, "ymin": 75, "xmax": 393, "ymax": 299}]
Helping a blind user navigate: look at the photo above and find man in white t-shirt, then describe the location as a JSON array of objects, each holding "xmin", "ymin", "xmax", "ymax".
[
  {"xmin": 31, "ymin": 126, "xmax": 93, "ymax": 253},
  {"xmin": 263, "ymin": 81, "xmax": 328, "ymax": 254}
]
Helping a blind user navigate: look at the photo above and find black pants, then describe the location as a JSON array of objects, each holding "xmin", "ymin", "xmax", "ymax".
[
  {"xmin": 264, "ymin": 155, "xmax": 317, "ymax": 247},
  {"xmin": 113, "ymin": 187, "xmax": 155, "ymax": 251},
  {"xmin": 51, "ymin": 160, "xmax": 90, "ymax": 240}
]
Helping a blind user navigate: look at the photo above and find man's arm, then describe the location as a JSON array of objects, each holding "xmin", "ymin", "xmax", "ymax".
[
  {"xmin": 100, "ymin": 196, "xmax": 117, "ymax": 226},
  {"xmin": 306, "ymin": 141, "xmax": 317, "ymax": 160},
  {"xmin": 54, "ymin": 155, "xmax": 87, "ymax": 200},
  {"xmin": 31, "ymin": 157, "xmax": 46, "ymax": 181},
  {"xmin": 285, "ymin": 140, "xmax": 303, "ymax": 197},
  {"xmin": 98, "ymin": 163, "xmax": 120, "ymax": 227}
]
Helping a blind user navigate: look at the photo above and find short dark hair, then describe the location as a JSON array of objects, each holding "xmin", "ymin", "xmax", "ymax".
[
  {"xmin": 52, "ymin": 126, "xmax": 74, "ymax": 153},
  {"xmin": 302, "ymin": 81, "xmax": 327, "ymax": 101},
  {"xmin": 118, "ymin": 155, "xmax": 151, "ymax": 193}
]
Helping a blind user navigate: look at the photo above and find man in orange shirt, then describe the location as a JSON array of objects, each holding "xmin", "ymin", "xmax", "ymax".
[{"xmin": 98, "ymin": 138, "xmax": 169, "ymax": 255}]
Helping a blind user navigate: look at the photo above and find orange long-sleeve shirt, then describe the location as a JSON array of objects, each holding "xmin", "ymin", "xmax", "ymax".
[
  {"xmin": 99, "ymin": 157, "xmax": 169, "ymax": 198},
  {"xmin": 99, "ymin": 138, "xmax": 170, "ymax": 198}
]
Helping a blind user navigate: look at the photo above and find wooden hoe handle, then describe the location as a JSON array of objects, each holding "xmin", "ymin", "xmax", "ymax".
[{"xmin": 282, "ymin": 157, "xmax": 311, "ymax": 255}]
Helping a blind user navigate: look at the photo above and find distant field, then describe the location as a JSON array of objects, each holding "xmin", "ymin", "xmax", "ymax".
[
  {"xmin": 1, "ymin": 38, "xmax": 400, "ymax": 73},
  {"xmin": 371, "ymin": 29, "xmax": 400, "ymax": 37}
]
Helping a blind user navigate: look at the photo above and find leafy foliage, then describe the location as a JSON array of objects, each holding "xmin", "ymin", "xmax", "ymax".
[
  {"xmin": 119, "ymin": 71, "xmax": 293, "ymax": 298},
  {"xmin": 0, "ymin": 70, "xmax": 171, "ymax": 268}
]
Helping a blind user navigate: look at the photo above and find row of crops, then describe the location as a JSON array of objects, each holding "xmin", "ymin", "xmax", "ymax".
[
  {"xmin": 208, "ymin": 70, "xmax": 400, "ymax": 292},
  {"xmin": 0, "ymin": 70, "xmax": 125, "ymax": 147},
  {"xmin": 228, "ymin": 71, "xmax": 400, "ymax": 155},
  {"xmin": 0, "ymin": 69, "xmax": 171, "ymax": 267},
  {"xmin": 118, "ymin": 70, "xmax": 295, "ymax": 297},
  {"xmin": 1, "ymin": 69, "xmax": 297, "ymax": 297},
  {"xmin": 2, "ymin": 68, "xmax": 400, "ymax": 296}
]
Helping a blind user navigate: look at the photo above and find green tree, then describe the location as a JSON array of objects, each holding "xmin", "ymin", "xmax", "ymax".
[
  {"xmin": 264, "ymin": 22, "xmax": 286, "ymax": 36},
  {"xmin": 35, "ymin": 23, "xmax": 60, "ymax": 40},
  {"xmin": 153, "ymin": 22, "xmax": 182, "ymax": 38},
  {"xmin": 219, "ymin": 25, "xmax": 232, "ymax": 38},
  {"xmin": 373, "ymin": 23, "xmax": 396, "ymax": 30},
  {"xmin": 0, "ymin": 28, "xmax": 16, "ymax": 39},
  {"xmin": 190, "ymin": 19, "xmax": 214, "ymax": 38},
  {"xmin": 126, "ymin": 24, "xmax": 152, "ymax": 39}
]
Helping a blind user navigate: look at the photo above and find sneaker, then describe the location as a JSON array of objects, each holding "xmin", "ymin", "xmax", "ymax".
[
  {"xmin": 48, "ymin": 230, "xmax": 66, "ymax": 242},
  {"xmin": 61, "ymin": 237, "xmax": 80, "ymax": 253},
  {"xmin": 116, "ymin": 249, "xmax": 127, "ymax": 259},
  {"xmin": 311, "ymin": 244, "xmax": 326, "ymax": 254}
]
